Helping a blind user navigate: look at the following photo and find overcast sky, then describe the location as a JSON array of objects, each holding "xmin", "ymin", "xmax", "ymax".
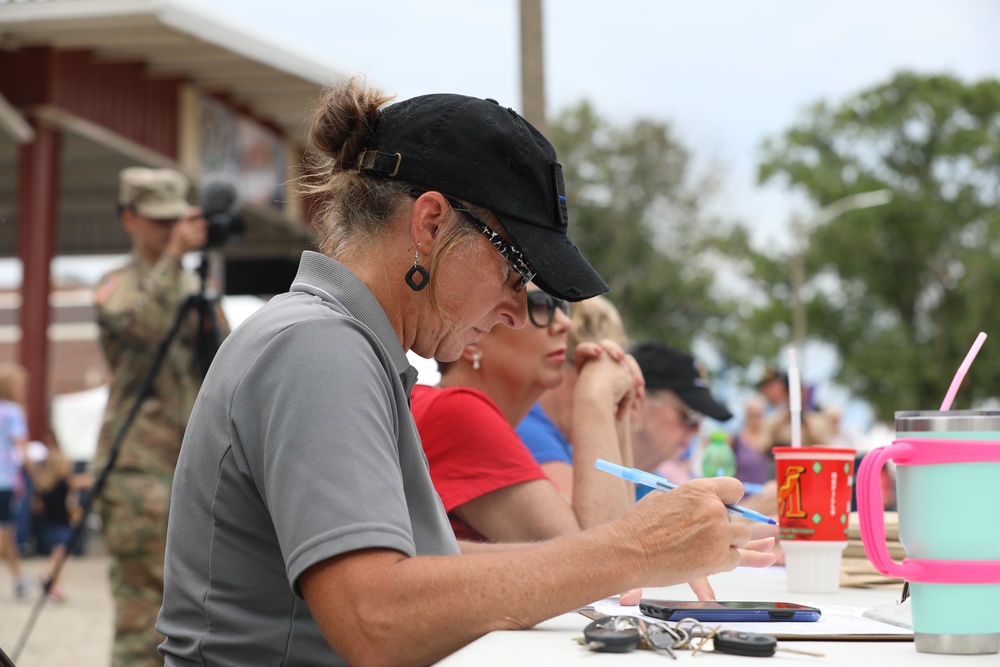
[
  {"xmin": 191, "ymin": 0, "xmax": 1000, "ymax": 249},
  {"xmin": 6, "ymin": 0, "xmax": 996, "ymax": 286}
]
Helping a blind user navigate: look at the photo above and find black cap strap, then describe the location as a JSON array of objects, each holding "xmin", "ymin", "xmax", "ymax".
[{"xmin": 357, "ymin": 149, "xmax": 402, "ymax": 178}]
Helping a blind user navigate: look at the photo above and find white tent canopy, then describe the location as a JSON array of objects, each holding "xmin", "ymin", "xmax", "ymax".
[{"xmin": 51, "ymin": 384, "xmax": 108, "ymax": 462}]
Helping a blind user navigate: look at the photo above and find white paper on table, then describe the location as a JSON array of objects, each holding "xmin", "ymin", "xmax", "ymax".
[{"xmin": 584, "ymin": 598, "xmax": 913, "ymax": 640}]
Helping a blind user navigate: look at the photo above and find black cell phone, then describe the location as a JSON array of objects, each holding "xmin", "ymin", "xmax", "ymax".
[{"xmin": 638, "ymin": 599, "xmax": 821, "ymax": 622}]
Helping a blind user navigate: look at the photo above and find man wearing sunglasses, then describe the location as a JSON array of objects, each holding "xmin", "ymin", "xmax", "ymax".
[{"xmin": 629, "ymin": 341, "xmax": 733, "ymax": 501}]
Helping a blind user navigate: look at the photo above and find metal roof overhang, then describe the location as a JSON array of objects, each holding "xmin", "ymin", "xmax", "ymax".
[
  {"xmin": 0, "ymin": 0, "xmax": 346, "ymax": 264},
  {"xmin": 0, "ymin": 0, "xmax": 342, "ymax": 138}
]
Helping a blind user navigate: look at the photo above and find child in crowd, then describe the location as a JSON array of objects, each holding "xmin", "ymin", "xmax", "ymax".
[
  {"xmin": 0, "ymin": 362, "xmax": 28, "ymax": 598},
  {"xmin": 23, "ymin": 428, "xmax": 94, "ymax": 602}
]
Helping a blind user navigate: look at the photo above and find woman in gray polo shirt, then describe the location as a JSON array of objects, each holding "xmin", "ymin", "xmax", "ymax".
[{"xmin": 158, "ymin": 78, "xmax": 774, "ymax": 667}]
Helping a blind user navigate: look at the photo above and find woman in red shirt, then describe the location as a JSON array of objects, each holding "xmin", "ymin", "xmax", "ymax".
[{"xmin": 412, "ymin": 285, "xmax": 641, "ymax": 543}]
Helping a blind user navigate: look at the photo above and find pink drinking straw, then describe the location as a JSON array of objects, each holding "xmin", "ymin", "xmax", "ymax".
[{"xmin": 939, "ymin": 331, "xmax": 988, "ymax": 410}]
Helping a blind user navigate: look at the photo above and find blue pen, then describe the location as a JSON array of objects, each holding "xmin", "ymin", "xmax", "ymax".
[{"xmin": 595, "ymin": 459, "xmax": 777, "ymax": 525}]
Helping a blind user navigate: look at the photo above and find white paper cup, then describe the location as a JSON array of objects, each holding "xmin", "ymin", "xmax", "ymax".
[{"xmin": 783, "ymin": 540, "xmax": 847, "ymax": 593}]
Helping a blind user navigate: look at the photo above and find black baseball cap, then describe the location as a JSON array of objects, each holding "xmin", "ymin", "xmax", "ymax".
[
  {"xmin": 357, "ymin": 94, "xmax": 607, "ymax": 302},
  {"xmin": 630, "ymin": 341, "xmax": 733, "ymax": 422}
]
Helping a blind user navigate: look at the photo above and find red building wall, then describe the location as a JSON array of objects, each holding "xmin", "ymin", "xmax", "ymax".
[{"xmin": 0, "ymin": 46, "xmax": 181, "ymax": 158}]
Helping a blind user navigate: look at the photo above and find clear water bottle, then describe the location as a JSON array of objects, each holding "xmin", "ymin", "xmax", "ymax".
[{"xmin": 701, "ymin": 430, "xmax": 736, "ymax": 478}]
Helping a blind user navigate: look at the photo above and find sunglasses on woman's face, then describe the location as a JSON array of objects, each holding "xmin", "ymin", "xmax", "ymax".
[{"xmin": 527, "ymin": 290, "xmax": 571, "ymax": 328}]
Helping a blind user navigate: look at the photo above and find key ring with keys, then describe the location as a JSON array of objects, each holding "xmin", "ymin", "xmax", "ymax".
[
  {"xmin": 575, "ymin": 611, "xmax": 710, "ymax": 658},
  {"xmin": 575, "ymin": 609, "xmax": 825, "ymax": 658}
]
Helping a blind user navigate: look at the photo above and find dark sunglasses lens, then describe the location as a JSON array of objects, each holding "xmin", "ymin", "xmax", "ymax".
[
  {"xmin": 527, "ymin": 292, "xmax": 553, "ymax": 327},
  {"xmin": 557, "ymin": 299, "xmax": 571, "ymax": 319},
  {"xmin": 527, "ymin": 292, "xmax": 571, "ymax": 327}
]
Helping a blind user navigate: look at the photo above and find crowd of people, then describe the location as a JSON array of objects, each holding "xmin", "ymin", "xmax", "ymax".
[
  {"xmin": 1, "ymin": 78, "xmax": 871, "ymax": 666},
  {"xmin": 0, "ymin": 362, "xmax": 97, "ymax": 606}
]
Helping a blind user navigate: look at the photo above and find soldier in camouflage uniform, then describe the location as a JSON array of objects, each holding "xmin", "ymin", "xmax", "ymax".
[{"xmin": 94, "ymin": 167, "xmax": 229, "ymax": 667}]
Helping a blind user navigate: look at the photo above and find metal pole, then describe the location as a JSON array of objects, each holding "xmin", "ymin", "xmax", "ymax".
[
  {"xmin": 791, "ymin": 215, "xmax": 806, "ymax": 353},
  {"xmin": 519, "ymin": 0, "xmax": 547, "ymax": 133}
]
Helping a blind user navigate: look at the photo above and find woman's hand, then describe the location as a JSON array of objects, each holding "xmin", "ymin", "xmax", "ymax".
[
  {"xmin": 574, "ymin": 339, "xmax": 645, "ymax": 421},
  {"xmin": 618, "ymin": 588, "xmax": 643, "ymax": 606},
  {"xmin": 615, "ymin": 478, "xmax": 777, "ymax": 587},
  {"xmin": 738, "ymin": 536, "xmax": 777, "ymax": 567},
  {"xmin": 688, "ymin": 577, "xmax": 715, "ymax": 601}
]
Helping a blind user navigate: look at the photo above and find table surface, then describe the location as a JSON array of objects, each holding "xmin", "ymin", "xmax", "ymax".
[{"xmin": 437, "ymin": 566, "xmax": 997, "ymax": 665}]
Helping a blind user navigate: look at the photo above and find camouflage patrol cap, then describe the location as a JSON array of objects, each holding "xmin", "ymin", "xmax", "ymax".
[{"xmin": 119, "ymin": 167, "xmax": 190, "ymax": 219}]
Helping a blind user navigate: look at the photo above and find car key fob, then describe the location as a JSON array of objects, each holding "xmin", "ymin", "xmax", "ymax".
[
  {"xmin": 713, "ymin": 630, "xmax": 777, "ymax": 657},
  {"xmin": 582, "ymin": 619, "xmax": 641, "ymax": 653}
]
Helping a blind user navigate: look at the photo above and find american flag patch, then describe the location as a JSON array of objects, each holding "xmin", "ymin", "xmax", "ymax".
[{"xmin": 94, "ymin": 275, "xmax": 121, "ymax": 305}]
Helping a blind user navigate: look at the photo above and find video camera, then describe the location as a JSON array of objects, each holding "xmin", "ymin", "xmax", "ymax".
[{"xmin": 200, "ymin": 176, "xmax": 246, "ymax": 248}]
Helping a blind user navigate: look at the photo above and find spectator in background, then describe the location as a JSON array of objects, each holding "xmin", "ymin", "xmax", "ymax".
[
  {"xmin": 20, "ymin": 428, "xmax": 94, "ymax": 602},
  {"xmin": 0, "ymin": 362, "xmax": 28, "ymax": 599},
  {"xmin": 629, "ymin": 342, "xmax": 733, "ymax": 498},
  {"xmin": 756, "ymin": 367, "xmax": 788, "ymax": 410},
  {"xmin": 732, "ymin": 395, "xmax": 770, "ymax": 487},
  {"xmin": 413, "ymin": 286, "xmax": 639, "ymax": 542},
  {"xmin": 628, "ymin": 347, "xmax": 778, "ymax": 550},
  {"xmin": 94, "ymin": 167, "xmax": 229, "ymax": 666},
  {"xmin": 755, "ymin": 367, "xmax": 835, "ymax": 473},
  {"xmin": 516, "ymin": 294, "xmax": 634, "ymax": 497}
]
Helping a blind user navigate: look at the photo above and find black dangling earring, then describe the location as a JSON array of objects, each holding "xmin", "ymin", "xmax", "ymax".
[{"xmin": 405, "ymin": 248, "xmax": 430, "ymax": 291}]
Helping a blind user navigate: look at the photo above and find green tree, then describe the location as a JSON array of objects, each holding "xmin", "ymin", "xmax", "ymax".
[
  {"xmin": 757, "ymin": 72, "xmax": 1000, "ymax": 420},
  {"xmin": 549, "ymin": 101, "xmax": 749, "ymax": 360}
]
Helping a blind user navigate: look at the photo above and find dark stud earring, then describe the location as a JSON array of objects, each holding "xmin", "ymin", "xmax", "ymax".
[{"xmin": 405, "ymin": 249, "xmax": 429, "ymax": 291}]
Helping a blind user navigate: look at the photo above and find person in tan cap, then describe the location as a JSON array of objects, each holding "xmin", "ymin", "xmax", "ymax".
[
  {"xmin": 113, "ymin": 167, "xmax": 202, "ymax": 265},
  {"xmin": 93, "ymin": 167, "xmax": 228, "ymax": 667},
  {"xmin": 755, "ymin": 366, "xmax": 835, "ymax": 473}
]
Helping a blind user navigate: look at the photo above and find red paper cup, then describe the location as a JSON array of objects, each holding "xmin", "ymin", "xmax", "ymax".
[{"xmin": 773, "ymin": 446, "xmax": 855, "ymax": 542}]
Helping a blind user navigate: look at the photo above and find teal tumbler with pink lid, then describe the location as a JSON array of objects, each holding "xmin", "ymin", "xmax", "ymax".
[{"xmin": 857, "ymin": 410, "xmax": 1000, "ymax": 654}]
